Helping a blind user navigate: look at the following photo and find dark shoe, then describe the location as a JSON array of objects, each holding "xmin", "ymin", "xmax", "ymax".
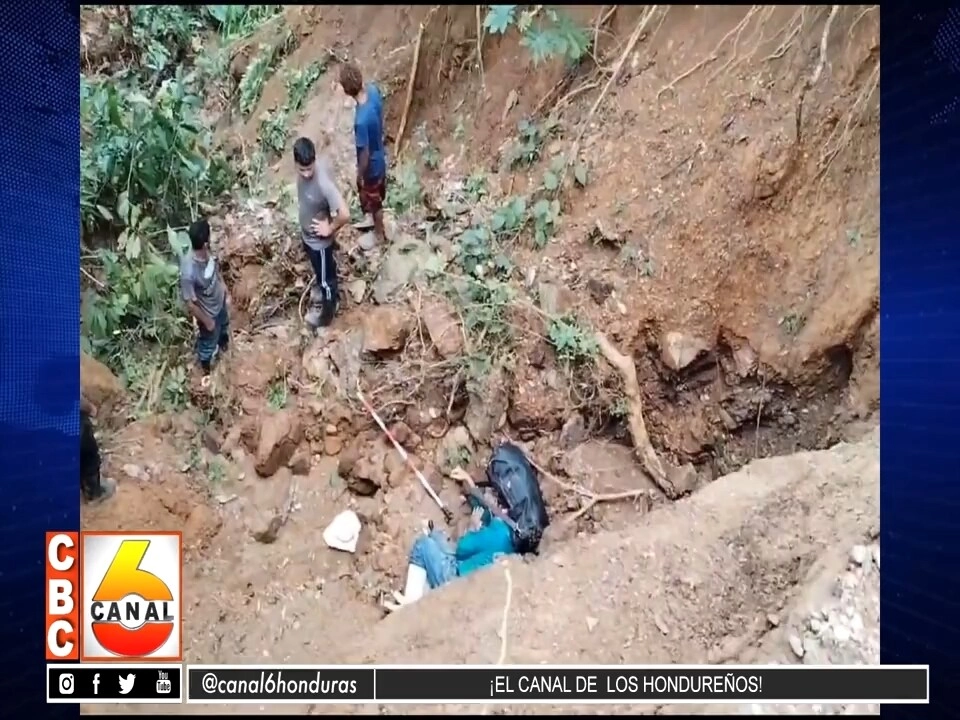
[
  {"xmin": 200, "ymin": 359, "xmax": 212, "ymax": 374},
  {"xmin": 304, "ymin": 307, "xmax": 323, "ymax": 330},
  {"xmin": 85, "ymin": 477, "xmax": 117, "ymax": 505},
  {"xmin": 318, "ymin": 300, "xmax": 337, "ymax": 328}
]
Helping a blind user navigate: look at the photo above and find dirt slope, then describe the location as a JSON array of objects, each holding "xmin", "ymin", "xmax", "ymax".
[{"xmin": 84, "ymin": 427, "xmax": 878, "ymax": 716}]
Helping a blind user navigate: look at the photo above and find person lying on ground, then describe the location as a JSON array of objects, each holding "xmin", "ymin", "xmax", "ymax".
[
  {"xmin": 293, "ymin": 136, "xmax": 350, "ymax": 329},
  {"xmin": 179, "ymin": 218, "xmax": 231, "ymax": 374},
  {"xmin": 338, "ymin": 62, "xmax": 388, "ymax": 247},
  {"xmin": 81, "ymin": 405, "xmax": 115, "ymax": 504},
  {"xmin": 384, "ymin": 468, "xmax": 517, "ymax": 612}
]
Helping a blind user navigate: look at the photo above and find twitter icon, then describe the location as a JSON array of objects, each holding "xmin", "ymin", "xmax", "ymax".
[{"xmin": 118, "ymin": 673, "xmax": 136, "ymax": 695}]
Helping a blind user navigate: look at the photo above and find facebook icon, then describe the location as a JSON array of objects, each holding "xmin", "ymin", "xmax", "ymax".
[{"xmin": 93, "ymin": 673, "xmax": 100, "ymax": 695}]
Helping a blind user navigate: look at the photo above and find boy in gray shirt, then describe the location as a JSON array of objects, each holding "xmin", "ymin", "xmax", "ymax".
[
  {"xmin": 293, "ymin": 136, "xmax": 350, "ymax": 328},
  {"xmin": 179, "ymin": 218, "xmax": 230, "ymax": 373}
]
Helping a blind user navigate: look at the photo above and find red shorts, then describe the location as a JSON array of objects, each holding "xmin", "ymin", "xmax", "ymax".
[{"xmin": 357, "ymin": 175, "xmax": 387, "ymax": 214}]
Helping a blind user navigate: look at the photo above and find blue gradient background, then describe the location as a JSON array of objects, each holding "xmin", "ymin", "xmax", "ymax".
[
  {"xmin": 882, "ymin": 6, "xmax": 960, "ymax": 720},
  {"xmin": 0, "ymin": 2, "xmax": 955, "ymax": 718}
]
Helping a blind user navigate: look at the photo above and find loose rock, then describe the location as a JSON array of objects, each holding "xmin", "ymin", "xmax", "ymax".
[
  {"xmin": 362, "ymin": 306, "xmax": 411, "ymax": 353},
  {"xmin": 255, "ymin": 410, "xmax": 303, "ymax": 477},
  {"xmin": 559, "ymin": 414, "xmax": 588, "ymax": 449},
  {"xmin": 464, "ymin": 367, "xmax": 509, "ymax": 445},
  {"xmin": 437, "ymin": 425, "xmax": 473, "ymax": 468},
  {"xmin": 788, "ymin": 634, "xmax": 805, "ymax": 659},
  {"xmin": 389, "ymin": 421, "xmax": 418, "ymax": 449},
  {"xmin": 81, "ymin": 351, "xmax": 124, "ymax": 411},
  {"xmin": 660, "ymin": 330, "xmax": 712, "ymax": 372},
  {"xmin": 849, "ymin": 544, "xmax": 867, "ymax": 566},
  {"xmin": 324, "ymin": 435, "xmax": 344, "ymax": 456},
  {"xmin": 288, "ymin": 448, "xmax": 312, "ymax": 475},
  {"xmin": 538, "ymin": 281, "xmax": 576, "ymax": 318},
  {"xmin": 348, "ymin": 454, "xmax": 386, "ymax": 496},
  {"xmin": 421, "ymin": 300, "xmax": 464, "ymax": 359}
]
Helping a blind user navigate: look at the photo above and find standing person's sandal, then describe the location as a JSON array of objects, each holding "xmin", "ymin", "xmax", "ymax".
[{"xmin": 354, "ymin": 213, "xmax": 375, "ymax": 231}]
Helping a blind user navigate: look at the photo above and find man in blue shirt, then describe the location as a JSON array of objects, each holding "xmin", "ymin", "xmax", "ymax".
[{"xmin": 338, "ymin": 62, "xmax": 389, "ymax": 247}]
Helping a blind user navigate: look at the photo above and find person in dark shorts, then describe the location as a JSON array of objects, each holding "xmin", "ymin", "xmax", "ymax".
[
  {"xmin": 293, "ymin": 136, "xmax": 350, "ymax": 329},
  {"xmin": 338, "ymin": 62, "xmax": 388, "ymax": 247},
  {"xmin": 81, "ymin": 403, "xmax": 115, "ymax": 504},
  {"xmin": 179, "ymin": 218, "xmax": 231, "ymax": 373}
]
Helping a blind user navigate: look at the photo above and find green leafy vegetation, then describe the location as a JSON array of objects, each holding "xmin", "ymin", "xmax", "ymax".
[
  {"xmin": 505, "ymin": 117, "xmax": 559, "ymax": 169},
  {"xmin": 386, "ymin": 162, "xmax": 424, "ymax": 214},
  {"xmin": 206, "ymin": 5, "xmax": 283, "ymax": 40},
  {"xmin": 483, "ymin": 6, "xmax": 590, "ymax": 65},
  {"xmin": 548, "ymin": 316, "xmax": 598, "ymax": 364},
  {"xmin": 285, "ymin": 60, "xmax": 327, "ymax": 112},
  {"xmin": 81, "ymin": 6, "xmax": 287, "ymax": 410}
]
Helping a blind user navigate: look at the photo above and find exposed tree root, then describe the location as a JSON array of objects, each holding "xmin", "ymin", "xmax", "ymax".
[
  {"xmin": 594, "ymin": 332, "xmax": 674, "ymax": 496},
  {"xmin": 817, "ymin": 60, "xmax": 879, "ymax": 179},
  {"xmin": 705, "ymin": 5, "xmax": 772, "ymax": 85},
  {"xmin": 795, "ymin": 5, "xmax": 840, "ymax": 145},
  {"xmin": 511, "ymin": 442, "xmax": 655, "ymax": 525},
  {"xmin": 656, "ymin": 5, "xmax": 762, "ymax": 101}
]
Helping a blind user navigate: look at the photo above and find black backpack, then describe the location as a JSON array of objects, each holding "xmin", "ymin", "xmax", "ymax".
[{"xmin": 484, "ymin": 443, "xmax": 550, "ymax": 554}]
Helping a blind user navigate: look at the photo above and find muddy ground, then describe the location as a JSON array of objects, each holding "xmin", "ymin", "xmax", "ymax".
[{"xmin": 80, "ymin": 4, "xmax": 879, "ymax": 715}]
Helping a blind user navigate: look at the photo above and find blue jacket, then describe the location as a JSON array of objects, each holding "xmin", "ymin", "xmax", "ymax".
[{"xmin": 455, "ymin": 497, "xmax": 516, "ymax": 577}]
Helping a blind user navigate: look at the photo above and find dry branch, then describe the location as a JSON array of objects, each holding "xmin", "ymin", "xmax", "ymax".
[
  {"xmin": 394, "ymin": 7, "xmax": 439, "ymax": 159},
  {"xmin": 475, "ymin": 4, "xmax": 485, "ymax": 88},
  {"xmin": 504, "ymin": 435, "xmax": 655, "ymax": 526}
]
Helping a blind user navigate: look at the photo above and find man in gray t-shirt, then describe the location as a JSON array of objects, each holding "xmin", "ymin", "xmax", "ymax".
[
  {"xmin": 293, "ymin": 136, "xmax": 350, "ymax": 329},
  {"xmin": 179, "ymin": 218, "xmax": 230, "ymax": 373}
]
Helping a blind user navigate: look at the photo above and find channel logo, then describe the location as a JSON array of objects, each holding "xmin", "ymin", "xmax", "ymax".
[{"xmin": 44, "ymin": 531, "xmax": 183, "ymax": 661}]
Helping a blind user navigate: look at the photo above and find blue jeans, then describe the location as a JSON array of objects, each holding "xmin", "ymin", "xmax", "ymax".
[
  {"xmin": 409, "ymin": 530, "xmax": 459, "ymax": 589},
  {"xmin": 196, "ymin": 304, "xmax": 230, "ymax": 367}
]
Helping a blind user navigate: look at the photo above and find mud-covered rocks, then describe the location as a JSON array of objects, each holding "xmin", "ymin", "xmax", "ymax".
[
  {"xmin": 388, "ymin": 421, "xmax": 420, "ymax": 450},
  {"xmin": 508, "ymin": 363, "xmax": 567, "ymax": 439},
  {"xmin": 288, "ymin": 447, "xmax": 312, "ymax": 475},
  {"xmin": 421, "ymin": 299, "xmax": 464, "ymax": 358},
  {"xmin": 81, "ymin": 351, "xmax": 124, "ymax": 411},
  {"xmin": 371, "ymin": 235, "xmax": 435, "ymax": 304},
  {"xmin": 324, "ymin": 434, "xmax": 343, "ymax": 456},
  {"xmin": 348, "ymin": 454, "xmax": 387, "ymax": 496},
  {"xmin": 362, "ymin": 306, "xmax": 411, "ymax": 353},
  {"xmin": 464, "ymin": 366, "xmax": 508, "ymax": 444},
  {"xmin": 660, "ymin": 330, "xmax": 712, "ymax": 372},
  {"xmin": 558, "ymin": 413, "xmax": 588, "ymax": 449},
  {"xmin": 437, "ymin": 425, "xmax": 473, "ymax": 469},
  {"xmin": 255, "ymin": 409, "xmax": 303, "ymax": 477},
  {"xmin": 328, "ymin": 327, "xmax": 365, "ymax": 394}
]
